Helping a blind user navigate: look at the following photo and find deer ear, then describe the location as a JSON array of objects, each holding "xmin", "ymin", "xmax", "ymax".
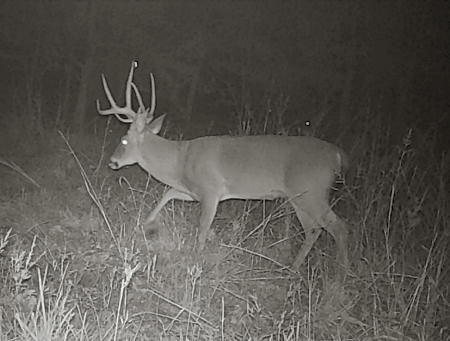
[{"xmin": 148, "ymin": 114, "xmax": 166, "ymax": 134}]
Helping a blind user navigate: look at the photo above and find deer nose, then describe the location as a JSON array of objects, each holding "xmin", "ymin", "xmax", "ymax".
[{"xmin": 109, "ymin": 160, "xmax": 120, "ymax": 169}]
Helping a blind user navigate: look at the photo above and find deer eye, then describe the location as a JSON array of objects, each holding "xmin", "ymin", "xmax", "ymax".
[{"xmin": 121, "ymin": 139, "xmax": 128, "ymax": 145}]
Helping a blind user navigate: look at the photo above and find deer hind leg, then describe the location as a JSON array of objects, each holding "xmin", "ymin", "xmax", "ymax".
[
  {"xmin": 290, "ymin": 194, "xmax": 348, "ymax": 272},
  {"xmin": 323, "ymin": 210, "xmax": 349, "ymax": 272},
  {"xmin": 290, "ymin": 201, "xmax": 323, "ymax": 270}
]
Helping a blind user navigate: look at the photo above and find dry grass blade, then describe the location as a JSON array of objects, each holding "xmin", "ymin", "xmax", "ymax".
[
  {"xmin": 58, "ymin": 131, "xmax": 120, "ymax": 254},
  {"xmin": 0, "ymin": 158, "xmax": 41, "ymax": 188},
  {"xmin": 143, "ymin": 287, "xmax": 218, "ymax": 332}
]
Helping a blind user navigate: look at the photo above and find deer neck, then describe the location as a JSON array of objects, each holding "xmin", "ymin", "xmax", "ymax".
[{"xmin": 137, "ymin": 131, "xmax": 183, "ymax": 188}]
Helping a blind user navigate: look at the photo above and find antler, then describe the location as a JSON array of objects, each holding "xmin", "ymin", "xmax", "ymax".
[
  {"xmin": 96, "ymin": 61, "xmax": 156, "ymax": 123},
  {"xmin": 147, "ymin": 73, "xmax": 156, "ymax": 123}
]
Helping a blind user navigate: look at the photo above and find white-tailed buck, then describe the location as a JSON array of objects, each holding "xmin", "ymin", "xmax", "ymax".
[{"xmin": 97, "ymin": 62, "xmax": 349, "ymax": 271}]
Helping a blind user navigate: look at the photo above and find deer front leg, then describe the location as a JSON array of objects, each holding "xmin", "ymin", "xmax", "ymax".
[
  {"xmin": 197, "ymin": 196, "xmax": 220, "ymax": 250},
  {"xmin": 145, "ymin": 188, "xmax": 194, "ymax": 225}
]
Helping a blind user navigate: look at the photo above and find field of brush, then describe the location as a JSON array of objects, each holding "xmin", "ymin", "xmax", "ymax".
[{"xmin": 0, "ymin": 104, "xmax": 448, "ymax": 340}]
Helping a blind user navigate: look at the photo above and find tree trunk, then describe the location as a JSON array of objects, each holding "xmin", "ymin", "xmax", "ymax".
[{"xmin": 73, "ymin": 0, "xmax": 96, "ymax": 131}]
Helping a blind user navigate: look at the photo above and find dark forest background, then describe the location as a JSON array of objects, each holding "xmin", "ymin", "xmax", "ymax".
[
  {"xmin": 1, "ymin": 2, "xmax": 449, "ymax": 339},
  {"xmin": 0, "ymin": 0, "xmax": 448, "ymax": 149}
]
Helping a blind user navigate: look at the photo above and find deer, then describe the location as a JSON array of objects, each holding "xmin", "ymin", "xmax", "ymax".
[{"xmin": 97, "ymin": 62, "xmax": 349, "ymax": 272}]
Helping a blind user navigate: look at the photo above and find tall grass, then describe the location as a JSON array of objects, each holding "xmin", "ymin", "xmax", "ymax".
[{"xmin": 0, "ymin": 98, "xmax": 448, "ymax": 340}]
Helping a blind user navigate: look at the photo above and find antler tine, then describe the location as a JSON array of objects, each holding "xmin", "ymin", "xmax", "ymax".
[
  {"xmin": 125, "ymin": 61, "xmax": 136, "ymax": 112},
  {"xmin": 128, "ymin": 61, "xmax": 150, "ymax": 120},
  {"xmin": 145, "ymin": 73, "xmax": 156, "ymax": 123},
  {"xmin": 131, "ymin": 82, "xmax": 146, "ymax": 113}
]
